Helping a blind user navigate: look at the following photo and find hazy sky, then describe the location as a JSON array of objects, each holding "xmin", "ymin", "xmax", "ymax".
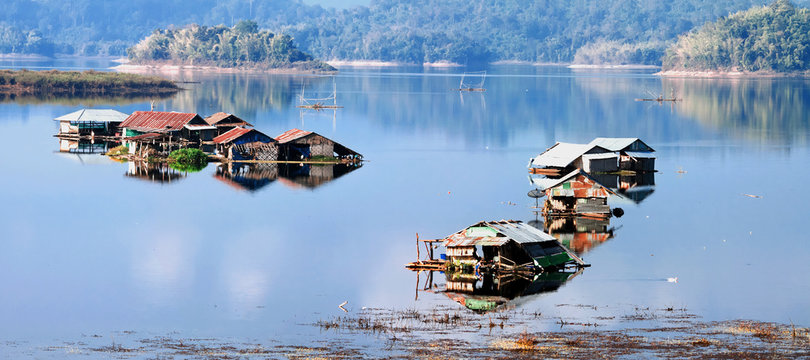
[{"xmin": 303, "ymin": 0, "xmax": 369, "ymax": 9}]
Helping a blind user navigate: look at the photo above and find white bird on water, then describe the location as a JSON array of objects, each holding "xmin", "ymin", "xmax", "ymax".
[{"xmin": 667, "ymin": 277, "xmax": 678, "ymax": 283}]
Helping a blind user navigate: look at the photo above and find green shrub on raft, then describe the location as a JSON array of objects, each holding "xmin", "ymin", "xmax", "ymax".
[{"xmin": 168, "ymin": 148, "xmax": 208, "ymax": 172}]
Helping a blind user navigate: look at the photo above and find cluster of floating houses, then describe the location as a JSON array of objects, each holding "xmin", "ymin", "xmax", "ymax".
[
  {"xmin": 54, "ymin": 109, "xmax": 362, "ymax": 162},
  {"xmin": 407, "ymin": 138, "xmax": 657, "ymax": 313}
]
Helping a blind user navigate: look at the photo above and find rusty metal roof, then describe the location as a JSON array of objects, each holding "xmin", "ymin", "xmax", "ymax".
[
  {"xmin": 213, "ymin": 127, "xmax": 253, "ymax": 144},
  {"xmin": 120, "ymin": 111, "xmax": 201, "ymax": 132},
  {"xmin": 274, "ymin": 128, "xmax": 313, "ymax": 144},
  {"xmin": 544, "ymin": 169, "xmax": 618, "ymax": 197},
  {"xmin": 205, "ymin": 112, "xmax": 253, "ymax": 127}
]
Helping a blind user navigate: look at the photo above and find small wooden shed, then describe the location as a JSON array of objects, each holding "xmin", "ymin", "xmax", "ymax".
[
  {"xmin": 589, "ymin": 137, "xmax": 655, "ymax": 172},
  {"xmin": 442, "ymin": 220, "xmax": 587, "ymax": 273},
  {"xmin": 543, "ymin": 169, "xmax": 618, "ymax": 216},
  {"xmin": 54, "ymin": 109, "xmax": 129, "ymax": 136},
  {"xmin": 213, "ymin": 127, "xmax": 278, "ymax": 161},
  {"xmin": 274, "ymin": 128, "xmax": 362, "ymax": 161},
  {"xmin": 204, "ymin": 112, "xmax": 253, "ymax": 136}
]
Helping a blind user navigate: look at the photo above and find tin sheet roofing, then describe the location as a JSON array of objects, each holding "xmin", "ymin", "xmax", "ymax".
[
  {"xmin": 213, "ymin": 127, "xmax": 253, "ymax": 144},
  {"xmin": 444, "ymin": 220, "xmax": 556, "ymax": 247},
  {"xmin": 54, "ymin": 109, "xmax": 129, "ymax": 122},
  {"xmin": 529, "ymin": 142, "xmax": 593, "ymax": 168},
  {"xmin": 544, "ymin": 169, "xmax": 618, "ymax": 195},
  {"xmin": 589, "ymin": 138, "xmax": 654, "ymax": 152},
  {"xmin": 274, "ymin": 128, "xmax": 313, "ymax": 144},
  {"xmin": 120, "ymin": 111, "xmax": 200, "ymax": 131}
]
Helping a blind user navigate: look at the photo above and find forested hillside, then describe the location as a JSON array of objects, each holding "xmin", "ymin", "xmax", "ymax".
[
  {"xmin": 1, "ymin": 0, "xmax": 808, "ymax": 65},
  {"xmin": 663, "ymin": 0, "xmax": 810, "ymax": 72}
]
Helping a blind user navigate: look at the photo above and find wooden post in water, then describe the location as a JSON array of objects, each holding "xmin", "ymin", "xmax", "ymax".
[{"xmin": 416, "ymin": 233, "xmax": 420, "ymax": 261}]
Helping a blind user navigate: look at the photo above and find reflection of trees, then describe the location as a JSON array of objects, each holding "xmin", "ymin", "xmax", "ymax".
[
  {"xmin": 664, "ymin": 78, "xmax": 810, "ymax": 144},
  {"xmin": 163, "ymin": 73, "xmax": 319, "ymax": 118}
]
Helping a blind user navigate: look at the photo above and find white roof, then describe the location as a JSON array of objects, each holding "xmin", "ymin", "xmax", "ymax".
[
  {"xmin": 54, "ymin": 109, "xmax": 129, "ymax": 122},
  {"xmin": 589, "ymin": 137, "xmax": 653, "ymax": 152},
  {"xmin": 529, "ymin": 142, "xmax": 593, "ymax": 168}
]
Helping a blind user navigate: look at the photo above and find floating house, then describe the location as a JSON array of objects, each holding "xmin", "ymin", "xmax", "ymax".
[
  {"xmin": 543, "ymin": 169, "xmax": 617, "ymax": 216},
  {"xmin": 213, "ymin": 127, "xmax": 278, "ymax": 161},
  {"xmin": 204, "ymin": 112, "xmax": 253, "ymax": 136},
  {"xmin": 120, "ymin": 111, "xmax": 216, "ymax": 142},
  {"xmin": 442, "ymin": 220, "xmax": 587, "ymax": 272},
  {"xmin": 528, "ymin": 142, "xmax": 617, "ymax": 176},
  {"xmin": 275, "ymin": 128, "xmax": 362, "ymax": 161},
  {"xmin": 588, "ymin": 137, "xmax": 655, "ymax": 172},
  {"xmin": 120, "ymin": 111, "xmax": 217, "ymax": 154},
  {"xmin": 54, "ymin": 109, "xmax": 129, "ymax": 137}
]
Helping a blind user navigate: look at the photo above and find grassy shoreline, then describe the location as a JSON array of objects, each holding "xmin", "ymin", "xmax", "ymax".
[{"xmin": 0, "ymin": 69, "xmax": 180, "ymax": 96}]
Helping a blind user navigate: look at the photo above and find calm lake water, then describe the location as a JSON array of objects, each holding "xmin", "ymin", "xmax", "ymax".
[{"xmin": 1, "ymin": 59, "xmax": 809, "ymax": 354}]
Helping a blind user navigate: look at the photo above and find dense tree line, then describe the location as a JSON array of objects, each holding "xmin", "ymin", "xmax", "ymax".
[
  {"xmin": 1, "ymin": 0, "xmax": 809, "ymax": 65},
  {"xmin": 127, "ymin": 21, "xmax": 332, "ymax": 70},
  {"xmin": 663, "ymin": 0, "xmax": 810, "ymax": 72}
]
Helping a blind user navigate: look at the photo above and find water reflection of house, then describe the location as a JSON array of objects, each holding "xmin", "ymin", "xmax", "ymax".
[
  {"xmin": 592, "ymin": 172, "xmax": 656, "ymax": 204},
  {"xmin": 542, "ymin": 169, "xmax": 617, "ymax": 217},
  {"xmin": 588, "ymin": 137, "xmax": 655, "ymax": 172},
  {"xmin": 443, "ymin": 220, "xmax": 586, "ymax": 273},
  {"xmin": 541, "ymin": 216, "xmax": 615, "ymax": 255},
  {"xmin": 58, "ymin": 138, "xmax": 114, "ymax": 153},
  {"xmin": 54, "ymin": 109, "xmax": 128, "ymax": 137},
  {"xmin": 124, "ymin": 161, "xmax": 185, "ymax": 183},
  {"xmin": 274, "ymin": 128, "xmax": 362, "ymax": 161},
  {"xmin": 277, "ymin": 163, "xmax": 362, "ymax": 189},
  {"xmin": 213, "ymin": 127, "xmax": 278, "ymax": 161},
  {"xmin": 214, "ymin": 163, "xmax": 278, "ymax": 192},
  {"xmin": 443, "ymin": 270, "xmax": 582, "ymax": 313},
  {"xmin": 204, "ymin": 112, "xmax": 253, "ymax": 136}
]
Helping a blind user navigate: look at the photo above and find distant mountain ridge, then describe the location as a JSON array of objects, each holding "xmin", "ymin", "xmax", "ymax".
[{"xmin": 1, "ymin": 0, "xmax": 809, "ymax": 65}]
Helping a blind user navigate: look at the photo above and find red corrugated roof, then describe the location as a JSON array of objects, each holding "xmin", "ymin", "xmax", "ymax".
[
  {"xmin": 120, "ymin": 111, "xmax": 200, "ymax": 131},
  {"xmin": 213, "ymin": 127, "xmax": 253, "ymax": 144},
  {"xmin": 275, "ymin": 128, "xmax": 312, "ymax": 144}
]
